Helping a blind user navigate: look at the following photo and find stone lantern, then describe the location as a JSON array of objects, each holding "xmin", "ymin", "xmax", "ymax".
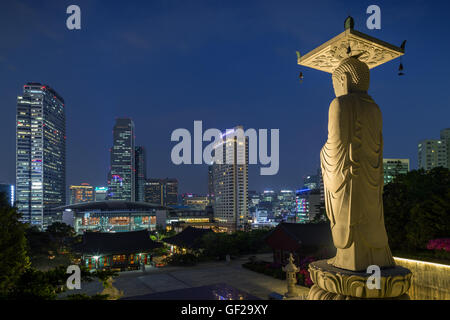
[{"xmin": 283, "ymin": 253, "xmax": 299, "ymax": 298}]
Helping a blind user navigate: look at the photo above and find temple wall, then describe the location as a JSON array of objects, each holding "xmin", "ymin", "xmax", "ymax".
[{"xmin": 394, "ymin": 257, "xmax": 450, "ymax": 300}]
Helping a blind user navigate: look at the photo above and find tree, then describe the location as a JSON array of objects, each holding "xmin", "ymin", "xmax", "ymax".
[
  {"xmin": 0, "ymin": 193, "xmax": 29, "ymax": 298},
  {"xmin": 383, "ymin": 167, "xmax": 450, "ymax": 252},
  {"xmin": 46, "ymin": 222, "xmax": 75, "ymax": 253},
  {"xmin": 46, "ymin": 222, "xmax": 75, "ymax": 239}
]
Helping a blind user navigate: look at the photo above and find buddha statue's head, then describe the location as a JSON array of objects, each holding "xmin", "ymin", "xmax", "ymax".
[{"xmin": 332, "ymin": 57, "xmax": 370, "ymax": 97}]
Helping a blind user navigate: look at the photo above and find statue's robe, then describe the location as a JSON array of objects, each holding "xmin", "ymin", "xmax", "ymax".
[{"xmin": 320, "ymin": 92, "xmax": 395, "ymax": 271}]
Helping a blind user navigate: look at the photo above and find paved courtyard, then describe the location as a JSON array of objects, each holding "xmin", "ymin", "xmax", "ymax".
[{"xmin": 59, "ymin": 253, "xmax": 310, "ymax": 300}]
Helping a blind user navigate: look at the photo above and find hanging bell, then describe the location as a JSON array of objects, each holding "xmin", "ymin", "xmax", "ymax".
[
  {"xmin": 398, "ymin": 63, "xmax": 404, "ymax": 76},
  {"xmin": 299, "ymin": 72, "xmax": 304, "ymax": 83}
]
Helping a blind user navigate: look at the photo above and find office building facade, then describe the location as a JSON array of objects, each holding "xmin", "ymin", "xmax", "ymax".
[
  {"xmin": 440, "ymin": 128, "xmax": 450, "ymax": 169},
  {"xmin": 383, "ymin": 158, "xmax": 410, "ymax": 185},
  {"xmin": 16, "ymin": 83, "xmax": 66, "ymax": 227},
  {"xmin": 418, "ymin": 139, "xmax": 447, "ymax": 170},
  {"xmin": 69, "ymin": 183, "xmax": 94, "ymax": 204},
  {"xmin": 144, "ymin": 178, "xmax": 178, "ymax": 206},
  {"xmin": 108, "ymin": 118, "xmax": 135, "ymax": 201},
  {"xmin": 134, "ymin": 146, "xmax": 147, "ymax": 202},
  {"xmin": 94, "ymin": 187, "xmax": 108, "ymax": 202},
  {"xmin": 0, "ymin": 183, "xmax": 15, "ymax": 206}
]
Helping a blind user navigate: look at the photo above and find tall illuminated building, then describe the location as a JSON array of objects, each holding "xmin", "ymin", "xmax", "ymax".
[
  {"xmin": 212, "ymin": 126, "xmax": 250, "ymax": 232},
  {"xmin": 16, "ymin": 83, "xmax": 66, "ymax": 228},
  {"xmin": 0, "ymin": 183, "xmax": 15, "ymax": 206},
  {"xmin": 295, "ymin": 188, "xmax": 321, "ymax": 223},
  {"xmin": 418, "ymin": 139, "xmax": 447, "ymax": 170},
  {"xmin": 69, "ymin": 183, "xmax": 94, "ymax": 204},
  {"xmin": 108, "ymin": 118, "xmax": 135, "ymax": 201},
  {"xmin": 383, "ymin": 158, "xmax": 410, "ymax": 185},
  {"xmin": 134, "ymin": 146, "xmax": 147, "ymax": 202}
]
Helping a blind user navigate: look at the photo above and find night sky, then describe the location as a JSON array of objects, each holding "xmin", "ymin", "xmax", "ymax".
[{"xmin": 0, "ymin": 0, "xmax": 449, "ymax": 195}]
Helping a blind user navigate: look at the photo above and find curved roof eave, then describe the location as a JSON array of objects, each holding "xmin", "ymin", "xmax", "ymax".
[{"xmin": 53, "ymin": 200, "xmax": 176, "ymax": 212}]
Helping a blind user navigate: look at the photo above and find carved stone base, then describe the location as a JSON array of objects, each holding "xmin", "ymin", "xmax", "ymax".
[
  {"xmin": 308, "ymin": 284, "xmax": 410, "ymax": 300},
  {"xmin": 307, "ymin": 260, "xmax": 412, "ymax": 300}
]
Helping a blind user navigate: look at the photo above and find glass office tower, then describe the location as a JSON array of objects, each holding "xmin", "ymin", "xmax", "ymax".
[
  {"xmin": 108, "ymin": 118, "xmax": 135, "ymax": 201},
  {"xmin": 16, "ymin": 83, "xmax": 66, "ymax": 228},
  {"xmin": 134, "ymin": 146, "xmax": 147, "ymax": 202}
]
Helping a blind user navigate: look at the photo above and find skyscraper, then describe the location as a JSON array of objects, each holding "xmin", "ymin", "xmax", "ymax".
[
  {"xmin": 134, "ymin": 146, "xmax": 147, "ymax": 202},
  {"xmin": 16, "ymin": 83, "xmax": 66, "ymax": 227},
  {"xmin": 69, "ymin": 183, "xmax": 94, "ymax": 204},
  {"xmin": 0, "ymin": 183, "xmax": 15, "ymax": 206},
  {"xmin": 164, "ymin": 178, "xmax": 178, "ymax": 206},
  {"xmin": 212, "ymin": 126, "xmax": 250, "ymax": 232},
  {"xmin": 108, "ymin": 118, "xmax": 135, "ymax": 201},
  {"xmin": 418, "ymin": 139, "xmax": 447, "ymax": 170},
  {"xmin": 207, "ymin": 165, "xmax": 214, "ymax": 205},
  {"xmin": 383, "ymin": 158, "xmax": 410, "ymax": 185}
]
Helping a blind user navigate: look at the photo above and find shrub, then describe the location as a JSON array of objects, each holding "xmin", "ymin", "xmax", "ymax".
[{"xmin": 164, "ymin": 253, "xmax": 198, "ymax": 266}]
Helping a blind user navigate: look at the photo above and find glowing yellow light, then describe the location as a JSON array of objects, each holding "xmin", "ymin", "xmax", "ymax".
[{"xmin": 394, "ymin": 257, "xmax": 450, "ymax": 269}]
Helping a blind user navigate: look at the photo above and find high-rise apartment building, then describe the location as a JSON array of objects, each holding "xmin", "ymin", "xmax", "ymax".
[
  {"xmin": 418, "ymin": 139, "xmax": 447, "ymax": 170},
  {"xmin": 144, "ymin": 178, "xmax": 178, "ymax": 206},
  {"xmin": 440, "ymin": 128, "xmax": 450, "ymax": 169},
  {"xmin": 69, "ymin": 183, "xmax": 94, "ymax": 204},
  {"xmin": 135, "ymin": 146, "xmax": 147, "ymax": 202},
  {"xmin": 212, "ymin": 126, "xmax": 250, "ymax": 232},
  {"xmin": 108, "ymin": 118, "xmax": 135, "ymax": 201},
  {"xmin": 16, "ymin": 83, "xmax": 66, "ymax": 227},
  {"xmin": 383, "ymin": 158, "xmax": 410, "ymax": 185}
]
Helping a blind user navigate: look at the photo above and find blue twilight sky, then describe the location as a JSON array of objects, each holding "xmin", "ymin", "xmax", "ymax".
[{"xmin": 0, "ymin": 0, "xmax": 449, "ymax": 194}]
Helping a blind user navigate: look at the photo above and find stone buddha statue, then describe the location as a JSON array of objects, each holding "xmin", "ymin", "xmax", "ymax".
[{"xmin": 320, "ymin": 56, "xmax": 395, "ymax": 271}]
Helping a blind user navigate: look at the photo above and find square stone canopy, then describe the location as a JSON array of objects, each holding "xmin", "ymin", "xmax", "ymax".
[{"xmin": 297, "ymin": 28, "xmax": 404, "ymax": 73}]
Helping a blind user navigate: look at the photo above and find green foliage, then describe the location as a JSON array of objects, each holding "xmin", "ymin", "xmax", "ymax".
[
  {"xmin": 46, "ymin": 222, "xmax": 75, "ymax": 239},
  {"xmin": 152, "ymin": 225, "xmax": 176, "ymax": 241},
  {"xmin": 7, "ymin": 268, "xmax": 58, "ymax": 300},
  {"xmin": 383, "ymin": 167, "xmax": 450, "ymax": 252},
  {"xmin": 164, "ymin": 253, "xmax": 198, "ymax": 266},
  {"xmin": 152, "ymin": 246, "xmax": 169, "ymax": 257},
  {"xmin": 92, "ymin": 269, "xmax": 119, "ymax": 288},
  {"xmin": 199, "ymin": 229, "xmax": 271, "ymax": 259},
  {"xmin": 0, "ymin": 193, "xmax": 30, "ymax": 298}
]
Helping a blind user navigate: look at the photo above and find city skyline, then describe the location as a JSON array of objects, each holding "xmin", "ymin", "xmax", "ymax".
[{"xmin": 1, "ymin": 1, "xmax": 449, "ymax": 195}]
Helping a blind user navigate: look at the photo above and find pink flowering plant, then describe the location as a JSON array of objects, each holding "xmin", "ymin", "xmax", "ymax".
[{"xmin": 426, "ymin": 238, "xmax": 450, "ymax": 252}]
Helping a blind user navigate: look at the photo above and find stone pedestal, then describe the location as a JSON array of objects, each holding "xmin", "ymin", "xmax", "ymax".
[{"xmin": 307, "ymin": 260, "xmax": 412, "ymax": 300}]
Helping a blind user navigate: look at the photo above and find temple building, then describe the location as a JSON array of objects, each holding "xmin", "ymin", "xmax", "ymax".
[
  {"xmin": 72, "ymin": 230, "xmax": 162, "ymax": 271},
  {"xmin": 163, "ymin": 226, "xmax": 214, "ymax": 254},
  {"xmin": 264, "ymin": 223, "xmax": 335, "ymax": 266}
]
